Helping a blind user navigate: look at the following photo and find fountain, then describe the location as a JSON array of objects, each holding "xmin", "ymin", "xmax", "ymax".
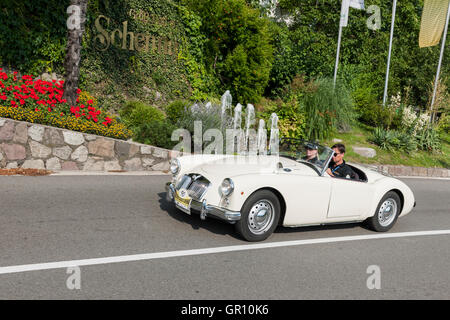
[
  {"xmin": 244, "ymin": 104, "xmax": 255, "ymax": 152},
  {"xmin": 221, "ymin": 90, "xmax": 233, "ymax": 129},
  {"xmin": 268, "ymin": 113, "xmax": 279, "ymax": 155},
  {"xmin": 257, "ymin": 119, "xmax": 267, "ymax": 155}
]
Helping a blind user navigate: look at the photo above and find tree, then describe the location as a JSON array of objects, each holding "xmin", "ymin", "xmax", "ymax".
[{"xmin": 62, "ymin": 0, "xmax": 88, "ymax": 106}]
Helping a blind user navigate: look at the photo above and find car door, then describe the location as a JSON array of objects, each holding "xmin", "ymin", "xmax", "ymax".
[
  {"xmin": 327, "ymin": 178, "xmax": 374, "ymax": 219},
  {"xmin": 279, "ymin": 172, "xmax": 333, "ymax": 226}
]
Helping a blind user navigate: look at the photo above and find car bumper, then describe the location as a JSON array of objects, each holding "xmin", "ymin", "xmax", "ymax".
[{"xmin": 165, "ymin": 182, "xmax": 241, "ymax": 223}]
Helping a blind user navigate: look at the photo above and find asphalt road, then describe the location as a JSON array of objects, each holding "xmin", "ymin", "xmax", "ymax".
[{"xmin": 0, "ymin": 175, "xmax": 449, "ymax": 299}]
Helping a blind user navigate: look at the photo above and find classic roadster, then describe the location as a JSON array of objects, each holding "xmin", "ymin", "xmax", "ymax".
[{"xmin": 165, "ymin": 139, "xmax": 415, "ymax": 241}]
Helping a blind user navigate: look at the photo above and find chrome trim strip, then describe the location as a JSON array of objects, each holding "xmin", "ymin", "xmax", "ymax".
[{"xmin": 166, "ymin": 182, "xmax": 241, "ymax": 223}]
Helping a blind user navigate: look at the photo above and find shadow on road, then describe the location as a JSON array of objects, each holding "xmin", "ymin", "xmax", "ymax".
[
  {"xmin": 157, "ymin": 192, "xmax": 241, "ymax": 240},
  {"xmin": 274, "ymin": 222, "xmax": 365, "ymax": 235}
]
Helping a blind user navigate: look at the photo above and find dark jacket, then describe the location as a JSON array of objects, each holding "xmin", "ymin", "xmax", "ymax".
[{"xmin": 328, "ymin": 160, "xmax": 358, "ymax": 179}]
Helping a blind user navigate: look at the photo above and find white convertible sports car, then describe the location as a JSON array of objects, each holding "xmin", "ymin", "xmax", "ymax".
[{"xmin": 165, "ymin": 139, "xmax": 415, "ymax": 241}]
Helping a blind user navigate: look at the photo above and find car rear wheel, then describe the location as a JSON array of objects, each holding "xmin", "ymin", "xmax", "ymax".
[
  {"xmin": 366, "ymin": 191, "xmax": 401, "ymax": 232},
  {"xmin": 235, "ymin": 190, "xmax": 281, "ymax": 242}
]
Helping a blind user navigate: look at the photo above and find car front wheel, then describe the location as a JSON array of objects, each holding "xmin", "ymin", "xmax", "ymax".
[
  {"xmin": 235, "ymin": 190, "xmax": 281, "ymax": 242},
  {"xmin": 366, "ymin": 191, "xmax": 401, "ymax": 232}
]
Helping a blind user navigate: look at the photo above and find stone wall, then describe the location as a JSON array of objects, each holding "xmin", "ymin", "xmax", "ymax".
[{"xmin": 0, "ymin": 117, "xmax": 174, "ymax": 171}]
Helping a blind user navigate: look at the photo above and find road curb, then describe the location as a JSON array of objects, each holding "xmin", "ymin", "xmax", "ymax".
[{"xmin": 357, "ymin": 164, "xmax": 450, "ymax": 178}]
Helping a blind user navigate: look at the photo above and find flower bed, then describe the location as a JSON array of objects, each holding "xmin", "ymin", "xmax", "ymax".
[{"xmin": 0, "ymin": 69, "xmax": 132, "ymax": 140}]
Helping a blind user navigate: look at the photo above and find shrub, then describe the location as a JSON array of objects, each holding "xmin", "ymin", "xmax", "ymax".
[
  {"xmin": 437, "ymin": 113, "xmax": 450, "ymax": 134},
  {"xmin": 133, "ymin": 120, "xmax": 177, "ymax": 149},
  {"xmin": 119, "ymin": 101, "xmax": 165, "ymax": 130},
  {"xmin": 415, "ymin": 126, "xmax": 441, "ymax": 151},
  {"xmin": 301, "ymin": 78, "xmax": 355, "ymax": 140},
  {"xmin": 257, "ymin": 98, "xmax": 306, "ymax": 139},
  {"xmin": 165, "ymin": 100, "xmax": 190, "ymax": 125},
  {"xmin": 186, "ymin": 0, "xmax": 274, "ymax": 103}
]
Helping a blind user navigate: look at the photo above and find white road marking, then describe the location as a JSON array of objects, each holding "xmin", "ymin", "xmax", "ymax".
[{"xmin": 1, "ymin": 230, "xmax": 449, "ymax": 275}]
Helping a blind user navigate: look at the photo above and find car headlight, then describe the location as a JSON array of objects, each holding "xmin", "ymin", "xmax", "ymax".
[
  {"xmin": 170, "ymin": 158, "xmax": 180, "ymax": 175},
  {"xmin": 220, "ymin": 178, "xmax": 234, "ymax": 196}
]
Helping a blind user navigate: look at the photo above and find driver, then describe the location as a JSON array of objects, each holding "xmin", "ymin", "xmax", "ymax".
[
  {"xmin": 326, "ymin": 143, "xmax": 358, "ymax": 179},
  {"xmin": 302, "ymin": 142, "xmax": 321, "ymax": 165}
]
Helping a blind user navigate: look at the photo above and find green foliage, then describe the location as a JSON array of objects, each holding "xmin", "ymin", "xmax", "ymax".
[
  {"xmin": 277, "ymin": 0, "xmax": 449, "ymax": 108},
  {"xmin": 370, "ymin": 125, "xmax": 441, "ymax": 153},
  {"xmin": 133, "ymin": 120, "xmax": 177, "ymax": 149},
  {"xmin": 0, "ymin": 0, "xmax": 69, "ymax": 75},
  {"xmin": 437, "ymin": 113, "xmax": 450, "ymax": 134},
  {"xmin": 185, "ymin": 0, "xmax": 274, "ymax": 103},
  {"xmin": 415, "ymin": 126, "xmax": 441, "ymax": 152},
  {"xmin": 165, "ymin": 99, "xmax": 189, "ymax": 125},
  {"xmin": 301, "ymin": 78, "xmax": 355, "ymax": 140},
  {"xmin": 257, "ymin": 98, "xmax": 306, "ymax": 139},
  {"xmin": 119, "ymin": 100, "xmax": 165, "ymax": 129}
]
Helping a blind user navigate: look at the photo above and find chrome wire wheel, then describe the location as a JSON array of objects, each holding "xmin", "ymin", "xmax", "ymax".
[
  {"xmin": 377, "ymin": 198, "xmax": 398, "ymax": 227},
  {"xmin": 247, "ymin": 199, "xmax": 275, "ymax": 235}
]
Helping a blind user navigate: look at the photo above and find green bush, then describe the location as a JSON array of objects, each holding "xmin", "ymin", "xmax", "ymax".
[
  {"xmin": 133, "ymin": 120, "xmax": 177, "ymax": 149},
  {"xmin": 416, "ymin": 126, "xmax": 441, "ymax": 151},
  {"xmin": 165, "ymin": 100, "xmax": 189, "ymax": 125},
  {"xmin": 370, "ymin": 126, "xmax": 441, "ymax": 153},
  {"xmin": 437, "ymin": 113, "xmax": 450, "ymax": 134},
  {"xmin": 185, "ymin": 0, "xmax": 274, "ymax": 103},
  {"xmin": 301, "ymin": 78, "xmax": 355, "ymax": 140},
  {"xmin": 119, "ymin": 101, "xmax": 165, "ymax": 130},
  {"xmin": 257, "ymin": 98, "xmax": 306, "ymax": 139}
]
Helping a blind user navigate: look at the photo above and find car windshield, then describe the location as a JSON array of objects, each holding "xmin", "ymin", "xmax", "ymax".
[{"xmin": 278, "ymin": 138, "xmax": 334, "ymax": 173}]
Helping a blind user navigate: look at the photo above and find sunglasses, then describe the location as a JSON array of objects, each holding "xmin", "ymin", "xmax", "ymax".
[{"xmin": 333, "ymin": 152, "xmax": 342, "ymax": 157}]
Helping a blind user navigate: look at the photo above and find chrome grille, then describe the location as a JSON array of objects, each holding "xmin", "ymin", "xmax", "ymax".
[
  {"xmin": 175, "ymin": 174, "xmax": 210, "ymax": 200},
  {"xmin": 188, "ymin": 179, "xmax": 209, "ymax": 200}
]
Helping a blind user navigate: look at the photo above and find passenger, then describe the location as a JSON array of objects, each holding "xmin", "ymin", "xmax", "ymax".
[
  {"xmin": 302, "ymin": 142, "xmax": 321, "ymax": 165},
  {"xmin": 326, "ymin": 143, "xmax": 358, "ymax": 180}
]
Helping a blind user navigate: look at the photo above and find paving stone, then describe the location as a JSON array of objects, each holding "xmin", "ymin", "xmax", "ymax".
[
  {"xmin": 105, "ymin": 160, "xmax": 122, "ymax": 171},
  {"xmin": 29, "ymin": 140, "xmax": 51, "ymax": 158},
  {"xmin": 0, "ymin": 121, "xmax": 15, "ymax": 141},
  {"xmin": 152, "ymin": 148, "xmax": 168, "ymax": 159},
  {"xmin": 13, "ymin": 123, "xmax": 28, "ymax": 144},
  {"xmin": 151, "ymin": 161, "xmax": 170, "ymax": 171},
  {"xmin": 129, "ymin": 144, "xmax": 139, "ymax": 157},
  {"xmin": 61, "ymin": 161, "xmax": 79, "ymax": 171},
  {"xmin": 1, "ymin": 143, "xmax": 26, "ymax": 160},
  {"xmin": 6, "ymin": 161, "xmax": 18, "ymax": 169},
  {"xmin": 0, "ymin": 119, "xmax": 6, "ymax": 127},
  {"xmin": 71, "ymin": 145, "xmax": 88, "ymax": 162},
  {"xmin": 53, "ymin": 146, "xmax": 72, "ymax": 160},
  {"xmin": 88, "ymin": 138, "xmax": 115, "ymax": 158},
  {"xmin": 124, "ymin": 158, "xmax": 142, "ymax": 171},
  {"xmin": 83, "ymin": 158, "xmax": 105, "ymax": 171},
  {"xmin": 28, "ymin": 125, "xmax": 45, "ymax": 142},
  {"xmin": 63, "ymin": 131, "xmax": 85, "ymax": 146},
  {"xmin": 22, "ymin": 159, "xmax": 45, "ymax": 169},
  {"xmin": 115, "ymin": 141, "xmax": 130, "ymax": 157},
  {"xmin": 46, "ymin": 157, "xmax": 61, "ymax": 170},
  {"xmin": 142, "ymin": 158, "xmax": 155, "ymax": 168},
  {"xmin": 141, "ymin": 145, "xmax": 152, "ymax": 155},
  {"xmin": 43, "ymin": 128, "xmax": 64, "ymax": 146},
  {"xmin": 84, "ymin": 134, "xmax": 97, "ymax": 141}
]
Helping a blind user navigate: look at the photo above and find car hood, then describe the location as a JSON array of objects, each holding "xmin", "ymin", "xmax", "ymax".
[{"xmin": 187, "ymin": 155, "xmax": 318, "ymax": 181}]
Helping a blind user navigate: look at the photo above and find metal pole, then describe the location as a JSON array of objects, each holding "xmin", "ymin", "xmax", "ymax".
[
  {"xmin": 383, "ymin": 0, "xmax": 398, "ymax": 106},
  {"xmin": 333, "ymin": 24, "xmax": 343, "ymax": 88},
  {"xmin": 430, "ymin": 0, "xmax": 450, "ymax": 123}
]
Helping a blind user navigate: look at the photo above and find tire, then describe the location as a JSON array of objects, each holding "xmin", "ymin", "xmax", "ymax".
[
  {"xmin": 366, "ymin": 191, "xmax": 401, "ymax": 232},
  {"xmin": 235, "ymin": 190, "xmax": 281, "ymax": 242}
]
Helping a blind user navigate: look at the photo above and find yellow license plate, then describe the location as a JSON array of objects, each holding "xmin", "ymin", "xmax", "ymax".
[{"xmin": 174, "ymin": 191, "xmax": 191, "ymax": 214}]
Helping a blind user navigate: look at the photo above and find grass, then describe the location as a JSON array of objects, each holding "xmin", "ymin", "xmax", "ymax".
[{"xmin": 322, "ymin": 124, "xmax": 450, "ymax": 169}]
